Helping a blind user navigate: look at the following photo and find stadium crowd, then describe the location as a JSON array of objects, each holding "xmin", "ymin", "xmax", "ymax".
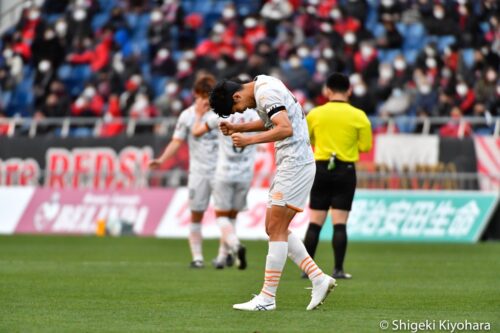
[{"xmin": 0, "ymin": 0, "xmax": 498, "ymax": 136}]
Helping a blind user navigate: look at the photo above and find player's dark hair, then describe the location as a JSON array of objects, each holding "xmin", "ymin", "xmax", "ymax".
[
  {"xmin": 209, "ymin": 80, "xmax": 243, "ymax": 118},
  {"xmin": 326, "ymin": 72, "xmax": 350, "ymax": 93}
]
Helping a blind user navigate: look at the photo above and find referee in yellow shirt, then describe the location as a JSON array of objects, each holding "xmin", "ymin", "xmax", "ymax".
[{"xmin": 303, "ymin": 72, "xmax": 372, "ymax": 279}]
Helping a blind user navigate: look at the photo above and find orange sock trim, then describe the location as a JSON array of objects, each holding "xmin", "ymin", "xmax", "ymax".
[{"xmin": 261, "ymin": 289, "xmax": 275, "ymax": 298}]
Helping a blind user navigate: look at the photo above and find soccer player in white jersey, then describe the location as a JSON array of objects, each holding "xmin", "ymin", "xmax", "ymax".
[
  {"xmin": 209, "ymin": 75, "xmax": 337, "ymax": 311},
  {"xmin": 192, "ymin": 108, "xmax": 259, "ymax": 270},
  {"xmin": 149, "ymin": 73, "xmax": 218, "ymax": 269}
]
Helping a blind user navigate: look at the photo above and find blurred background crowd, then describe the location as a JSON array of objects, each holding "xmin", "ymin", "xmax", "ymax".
[{"xmin": 0, "ymin": 0, "xmax": 498, "ymax": 136}]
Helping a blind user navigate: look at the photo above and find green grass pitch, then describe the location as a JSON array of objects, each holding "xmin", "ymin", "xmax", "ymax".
[{"xmin": 0, "ymin": 235, "xmax": 499, "ymax": 332}]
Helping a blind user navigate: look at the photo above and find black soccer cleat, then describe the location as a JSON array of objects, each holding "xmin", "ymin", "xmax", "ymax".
[
  {"xmin": 190, "ymin": 260, "xmax": 204, "ymax": 269},
  {"xmin": 332, "ymin": 269, "xmax": 352, "ymax": 279},
  {"xmin": 236, "ymin": 245, "xmax": 247, "ymax": 270},
  {"xmin": 301, "ymin": 271, "xmax": 308, "ymax": 279},
  {"xmin": 226, "ymin": 253, "xmax": 234, "ymax": 267},
  {"xmin": 212, "ymin": 258, "xmax": 225, "ymax": 269}
]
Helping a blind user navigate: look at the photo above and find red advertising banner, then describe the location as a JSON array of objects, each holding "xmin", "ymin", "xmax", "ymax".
[{"xmin": 16, "ymin": 188, "xmax": 174, "ymax": 235}]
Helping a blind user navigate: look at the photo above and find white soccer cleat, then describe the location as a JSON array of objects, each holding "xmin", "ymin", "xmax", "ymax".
[
  {"xmin": 306, "ymin": 276, "xmax": 337, "ymax": 310},
  {"xmin": 233, "ymin": 295, "xmax": 276, "ymax": 311}
]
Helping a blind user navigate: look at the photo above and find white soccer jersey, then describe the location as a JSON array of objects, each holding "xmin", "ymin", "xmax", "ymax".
[
  {"xmin": 253, "ymin": 75, "xmax": 314, "ymax": 169},
  {"xmin": 173, "ymin": 105, "xmax": 219, "ymax": 175},
  {"xmin": 206, "ymin": 109, "xmax": 259, "ymax": 182}
]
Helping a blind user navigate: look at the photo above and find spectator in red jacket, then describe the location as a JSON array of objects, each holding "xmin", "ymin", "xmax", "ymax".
[
  {"xmin": 454, "ymin": 80, "xmax": 476, "ymax": 114},
  {"xmin": 71, "ymin": 84, "xmax": 104, "ymax": 117},
  {"xmin": 67, "ymin": 29, "xmax": 113, "ymax": 72},
  {"xmin": 439, "ymin": 107, "xmax": 472, "ymax": 137}
]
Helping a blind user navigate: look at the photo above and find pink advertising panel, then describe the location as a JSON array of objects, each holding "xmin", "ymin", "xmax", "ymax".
[{"xmin": 16, "ymin": 188, "xmax": 174, "ymax": 235}]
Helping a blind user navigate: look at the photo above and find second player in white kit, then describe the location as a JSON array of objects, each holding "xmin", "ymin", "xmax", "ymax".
[{"xmin": 192, "ymin": 108, "xmax": 259, "ymax": 269}]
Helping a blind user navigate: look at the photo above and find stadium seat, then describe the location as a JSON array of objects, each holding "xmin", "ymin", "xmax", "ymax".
[
  {"xmin": 403, "ymin": 23, "xmax": 426, "ymax": 51},
  {"xmin": 438, "ymin": 36, "xmax": 456, "ymax": 52},
  {"xmin": 461, "ymin": 48, "xmax": 475, "ymax": 68},
  {"xmin": 378, "ymin": 49, "xmax": 400, "ymax": 64},
  {"xmin": 403, "ymin": 49, "xmax": 419, "ymax": 64},
  {"xmin": 151, "ymin": 75, "xmax": 169, "ymax": 98},
  {"xmin": 92, "ymin": 12, "xmax": 110, "ymax": 31}
]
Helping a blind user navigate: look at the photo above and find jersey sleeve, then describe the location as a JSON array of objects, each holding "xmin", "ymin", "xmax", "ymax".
[
  {"xmin": 172, "ymin": 111, "xmax": 189, "ymax": 141},
  {"xmin": 306, "ymin": 108, "xmax": 316, "ymax": 146},
  {"xmin": 205, "ymin": 112, "xmax": 220, "ymax": 130},
  {"xmin": 356, "ymin": 111, "xmax": 373, "ymax": 152},
  {"xmin": 255, "ymin": 85, "xmax": 286, "ymax": 120}
]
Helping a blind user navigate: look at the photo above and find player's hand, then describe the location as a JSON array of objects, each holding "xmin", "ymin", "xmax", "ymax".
[
  {"xmin": 148, "ymin": 159, "xmax": 162, "ymax": 169},
  {"xmin": 194, "ymin": 97, "xmax": 210, "ymax": 117},
  {"xmin": 219, "ymin": 121, "xmax": 235, "ymax": 136},
  {"xmin": 231, "ymin": 133, "xmax": 250, "ymax": 147}
]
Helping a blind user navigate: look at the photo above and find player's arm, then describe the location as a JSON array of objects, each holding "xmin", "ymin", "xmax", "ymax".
[
  {"xmin": 148, "ymin": 138, "xmax": 183, "ymax": 169},
  {"xmin": 191, "ymin": 121, "xmax": 211, "ymax": 137},
  {"xmin": 231, "ymin": 112, "xmax": 292, "ymax": 147},
  {"xmin": 357, "ymin": 113, "xmax": 373, "ymax": 152},
  {"xmin": 219, "ymin": 119, "xmax": 266, "ymax": 136},
  {"xmin": 191, "ymin": 97, "xmax": 213, "ymax": 137}
]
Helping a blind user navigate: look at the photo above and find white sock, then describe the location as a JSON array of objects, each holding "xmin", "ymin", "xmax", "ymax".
[
  {"xmin": 287, "ymin": 231, "xmax": 324, "ymax": 284},
  {"xmin": 188, "ymin": 223, "xmax": 203, "ymax": 261},
  {"xmin": 259, "ymin": 241, "xmax": 288, "ymax": 301},
  {"xmin": 216, "ymin": 238, "xmax": 228, "ymax": 262},
  {"xmin": 217, "ymin": 216, "xmax": 240, "ymax": 252}
]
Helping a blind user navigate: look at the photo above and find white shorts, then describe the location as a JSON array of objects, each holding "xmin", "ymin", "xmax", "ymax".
[
  {"xmin": 188, "ymin": 174, "xmax": 214, "ymax": 212},
  {"xmin": 268, "ymin": 162, "xmax": 316, "ymax": 212},
  {"xmin": 212, "ymin": 180, "xmax": 251, "ymax": 211}
]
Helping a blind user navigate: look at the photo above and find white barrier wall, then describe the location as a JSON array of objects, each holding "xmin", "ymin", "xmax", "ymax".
[{"xmin": 0, "ymin": 187, "xmax": 497, "ymax": 242}]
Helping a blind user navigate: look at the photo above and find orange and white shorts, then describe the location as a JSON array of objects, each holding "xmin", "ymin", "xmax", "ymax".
[{"xmin": 268, "ymin": 162, "xmax": 316, "ymax": 212}]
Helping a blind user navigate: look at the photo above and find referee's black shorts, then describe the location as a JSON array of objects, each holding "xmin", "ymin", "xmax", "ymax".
[{"xmin": 310, "ymin": 160, "xmax": 356, "ymax": 211}]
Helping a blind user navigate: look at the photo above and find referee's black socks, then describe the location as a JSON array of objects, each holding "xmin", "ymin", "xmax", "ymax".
[
  {"xmin": 303, "ymin": 223, "xmax": 322, "ymax": 258},
  {"xmin": 333, "ymin": 224, "xmax": 347, "ymax": 271}
]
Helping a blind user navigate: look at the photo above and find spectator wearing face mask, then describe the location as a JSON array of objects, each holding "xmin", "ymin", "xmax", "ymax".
[
  {"xmin": 16, "ymin": 6, "xmax": 44, "ymax": 42},
  {"xmin": 454, "ymin": 80, "xmax": 476, "ymax": 114},
  {"xmin": 71, "ymin": 84, "xmax": 104, "ymax": 118},
  {"xmin": 148, "ymin": 9, "xmax": 171, "ymax": 58},
  {"xmin": 374, "ymin": 63, "xmax": 396, "ymax": 102},
  {"xmin": 474, "ymin": 67, "xmax": 497, "ymax": 104},
  {"xmin": 421, "ymin": 3, "xmax": 457, "ymax": 36},
  {"xmin": 350, "ymin": 78, "xmax": 376, "ymax": 115},
  {"xmin": 353, "ymin": 41, "xmax": 379, "ymax": 83},
  {"xmin": 412, "ymin": 78, "xmax": 439, "ymax": 117},
  {"xmin": 67, "ymin": 5, "xmax": 93, "ymax": 40},
  {"xmin": 33, "ymin": 60, "xmax": 56, "ymax": 109},
  {"xmin": 379, "ymin": 87, "xmax": 411, "ymax": 116},
  {"xmin": 282, "ymin": 54, "xmax": 311, "ymax": 91},
  {"xmin": 392, "ymin": 54, "xmax": 412, "ymax": 88},
  {"xmin": 260, "ymin": 0, "xmax": 293, "ymax": 39},
  {"xmin": 155, "ymin": 81, "xmax": 181, "ymax": 117},
  {"xmin": 151, "ymin": 48, "xmax": 177, "ymax": 77},
  {"xmin": 31, "ymin": 28, "xmax": 65, "ymax": 71},
  {"xmin": 129, "ymin": 93, "xmax": 158, "ymax": 133}
]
